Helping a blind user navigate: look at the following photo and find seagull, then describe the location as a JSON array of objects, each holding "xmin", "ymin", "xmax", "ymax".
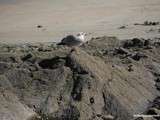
[{"xmin": 57, "ymin": 32, "xmax": 87, "ymax": 47}]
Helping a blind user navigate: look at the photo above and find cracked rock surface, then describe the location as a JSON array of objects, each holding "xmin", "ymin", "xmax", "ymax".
[{"xmin": 0, "ymin": 37, "xmax": 160, "ymax": 120}]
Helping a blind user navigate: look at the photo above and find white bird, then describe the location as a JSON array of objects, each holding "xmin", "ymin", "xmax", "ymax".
[{"xmin": 57, "ymin": 32, "xmax": 87, "ymax": 47}]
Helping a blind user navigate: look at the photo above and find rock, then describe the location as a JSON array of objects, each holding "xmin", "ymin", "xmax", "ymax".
[
  {"xmin": 5, "ymin": 69, "xmax": 33, "ymax": 90},
  {"xmin": 144, "ymin": 40, "xmax": 150, "ymax": 46},
  {"xmin": 68, "ymin": 48, "xmax": 158, "ymax": 120},
  {"xmin": 134, "ymin": 21, "xmax": 160, "ymax": 26},
  {"xmin": 118, "ymin": 26, "xmax": 127, "ymax": 29},
  {"xmin": 114, "ymin": 47, "xmax": 131, "ymax": 55},
  {"xmin": 21, "ymin": 67, "xmax": 72, "ymax": 117},
  {"xmin": 131, "ymin": 52, "xmax": 148, "ymax": 61},
  {"xmin": 0, "ymin": 75, "xmax": 13, "ymax": 90},
  {"xmin": 146, "ymin": 62, "xmax": 160, "ymax": 76},
  {"xmin": 155, "ymin": 82, "xmax": 160, "ymax": 90},
  {"xmin": 0, "ymin": 62, "xmax": 11, "ymax": 74},
  {"xmin": 146, "ymin": 108, "xmax": 160, "ymax": 115},
  {"xmin": 37, "ymin": 25, "xmax": 43, "ymax": 28},
  {"xmin": 53, "ymin": 105, "xmax": 80, "ymax": 120},
  {"xmin": 90, "ymin": 97, "xmax": 95, "ymax": 104},
  {"xmin": 154, "ymin": 41, "xmax": 160, "ymax": 47},
  {"xmin": 101, "ymin": 115, "xmax": 114, "ymax": 120},
  {"xmin": 128, "ymin": 64, "xmax": 134, "ymax": 72},
  {"xmin": 0, "ymin": 36, "xmax": 160, "ymax": 120},
  {"xmin": 71, "ymin": 74, "xmax": 85, "ymax": 101},
  {"xmin": 144, "ymin": 21, "xmax": 159, "ymax": 26},
  {"xmin": 151, "ymin": 97, "xmax": 160, "ymax": 109},
  {"xmin": 0, "ymin": 53, "xmax": 21, "ymax": 63},
  {"xmin": 0, "ymin": 87, "xmax": 37, "ymax": 120},
  {"xmin": 21, "ymin": 53, "xmax": 33, "ymax": 61},
  {"xmin": 123, "ymin": 38, "xmax": 145, "ymax": 48},
  {"xmin": 82, "ymin": 36, "xmax": 120, "ymax": 56},
  {"xmin": 18, "ymin": 62, "xmax": 38, "ymax": 71}
]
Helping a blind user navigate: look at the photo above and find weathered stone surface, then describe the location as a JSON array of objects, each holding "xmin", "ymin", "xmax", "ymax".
[
  {"xmin": 0, "ymin": 62, "xmax": 12, "ymax": 74},
  {"xmin": 4, "ymin": 67, "xmax": 73, "ymax": 117},
  {"xmin": 68, "ymin": 48, "xmax": 158, "ymax": 120},
  {"xmin": 0, "ymin": 87, "xmax": 37, "ymax": 120},
  {"xmin": 0, "ymin": 36, "xmax": 160, "ymax": 120}
]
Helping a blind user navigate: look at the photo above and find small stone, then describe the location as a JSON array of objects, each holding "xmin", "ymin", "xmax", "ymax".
[
  {"xmin": 128, "ymin": 65, "xmax": 134, "ymax": 72},
  {"xmin": 37, "ymin": 25, "xmax": 43, "ymax": 28},
  {"xmin": 119, "ymin": 26, "xmax": 126, "ymax": 29}
]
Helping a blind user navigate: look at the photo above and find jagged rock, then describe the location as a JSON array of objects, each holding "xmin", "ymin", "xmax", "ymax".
[
  {"xmin": 0, "ymin": 36, "xmax": 160, "ymax": 120},
  {"xmin": 122, "ymin": 38, "xmax": 145, "ymax": 48},
  {"xmin": 114, "ymin": 47, "xmax": 131, "ymax": 55},
  {"xmin": 21, "ymin": 53, "xmax": 33, "ymax": 61},
  {"xmin": 68, "ymin": 48, "xmax": 158, "ymax": 120},
  {"xmin": 82, "ymin": 36, "xmax": 120, "ymax": 56},
  {"xmin": 131, "ymin": 52, "xmax": 148, "ymax": 61},
  {"xmin": 151, "ymin": 97, "xmax": 160, "ymax": 109}
]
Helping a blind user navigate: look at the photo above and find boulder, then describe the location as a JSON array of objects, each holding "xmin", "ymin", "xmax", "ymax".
[{"xmin": 67, "ymin": 48, "xmax": 158, "ymax": 120}]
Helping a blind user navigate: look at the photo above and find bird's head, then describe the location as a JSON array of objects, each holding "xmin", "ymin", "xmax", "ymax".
[
  {"xmin": 77, "ymin": 32, "xmax": 87, "ymax": 36},
  {"xmin": 77, "ymin": 32, "xmax": 87, "ymax": 41}
]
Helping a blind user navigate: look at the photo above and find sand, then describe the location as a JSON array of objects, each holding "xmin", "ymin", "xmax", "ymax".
[{"xmin": 0, "ymin": 0, "xmax": 160, "ymax": 43}]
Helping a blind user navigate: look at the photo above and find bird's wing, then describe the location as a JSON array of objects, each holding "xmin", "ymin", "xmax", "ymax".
[{"xmin": 61, "ymin": 35, "xmax": 81, "ymax": 44}]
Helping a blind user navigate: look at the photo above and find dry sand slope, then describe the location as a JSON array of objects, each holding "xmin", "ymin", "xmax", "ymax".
[{"xmin": 0, "ymin": 0, "xmax": 160, "ymax": 43}]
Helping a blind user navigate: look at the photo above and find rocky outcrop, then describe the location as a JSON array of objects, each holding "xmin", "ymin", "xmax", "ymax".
[
  {"xmin": 67, "ymin": 48, "xmax": 158, "ymax": 120},
  {"xmin": 0, "ymin": 75, "xmax": 37, "ymax": 120},
  {"xmin": 0, "ymin": 36, "xmax": 160, "ymax": 120}
]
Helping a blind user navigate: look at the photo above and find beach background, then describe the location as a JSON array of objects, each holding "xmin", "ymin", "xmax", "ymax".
[{"xmin": 0, "ymin": 0, "xmax": 160, "ymax": 43}]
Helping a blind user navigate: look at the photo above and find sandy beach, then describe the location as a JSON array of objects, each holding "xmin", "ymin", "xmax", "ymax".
[{"xmin": 0, "ymin": 0, "xmax": 160, "ymax": 43}]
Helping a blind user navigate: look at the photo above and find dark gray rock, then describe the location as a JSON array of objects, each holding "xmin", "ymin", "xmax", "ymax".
[
  {"xmin": 122, "ymin": 38, "xmax": 145, "ymax": 48},
  {"xmin": 131, "ymin": 52, "xmax": 148, "ymax": 61},
  {"xmin": 21, "ymin": 53, "xmax": 33, "ymax": 61},
  {"xmin": 68, "ymin": 48, "xmax": 158, "ymax": 120},
  {"xmin": 0, "ymin": 62, "xmax": 11, "ymax": 74},
  {"xmin": 38, "ymin": 56, "xmax": 66, "ymax": 69}
]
